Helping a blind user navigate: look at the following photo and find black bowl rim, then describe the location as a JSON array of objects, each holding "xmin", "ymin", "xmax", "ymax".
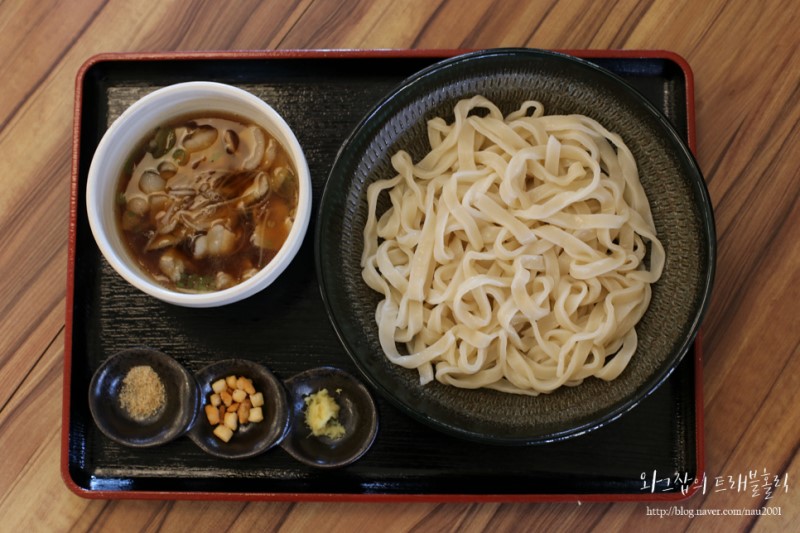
[{"xmin": 314, "ymin": 47, "xmax": 716, "ymax": 445}]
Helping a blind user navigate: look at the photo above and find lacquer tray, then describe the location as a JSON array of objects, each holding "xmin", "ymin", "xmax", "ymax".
[{"xmin": 63, "ymin": 49, "xmax": 704, "ymax": 502}]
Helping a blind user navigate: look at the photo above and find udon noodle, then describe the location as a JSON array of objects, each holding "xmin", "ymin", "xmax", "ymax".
[{"xmin": 361, "ymin": 95, "xmax": 664, "ymax": 395}]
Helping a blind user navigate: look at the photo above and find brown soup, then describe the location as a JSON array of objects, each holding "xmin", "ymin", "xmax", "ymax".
[{"xmin": 116, "ymin": 114, "xmax": 299, "ymax": 293}]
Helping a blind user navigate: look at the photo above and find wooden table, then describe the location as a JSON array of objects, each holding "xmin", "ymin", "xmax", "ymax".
[{"xmin": 1, "ymin": 0, "xmax": 797, "ymax": 531}]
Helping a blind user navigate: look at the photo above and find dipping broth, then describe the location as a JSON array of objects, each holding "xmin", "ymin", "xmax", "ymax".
[{"xmin": 116, "ymin": 114, "xmax": 299, "ymax": 293}]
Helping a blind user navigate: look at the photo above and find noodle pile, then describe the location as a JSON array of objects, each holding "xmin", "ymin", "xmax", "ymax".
[{"xmin": 361, "ymin": 96, "xmax": 664, "ymax": 395}]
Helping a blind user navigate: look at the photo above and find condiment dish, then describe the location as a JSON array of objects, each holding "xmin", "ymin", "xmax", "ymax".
[
  {"xmin": 281, "ymin": 367, "xmax": 378, "ymax": 468},
  {"xmin": 188, "ymin": 359, "xmax": 290, "ymax": 459},
  {"xmin": 88, "ymin": 347, "xmax": 199, "ymax": 448}
]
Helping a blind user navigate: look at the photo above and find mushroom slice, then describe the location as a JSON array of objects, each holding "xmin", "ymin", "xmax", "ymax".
[
  {"xmin": 242, "ymin": 127, "xmax": 266, "ymax": 170},
  {"xmin": 240, "ymin": 171, "xmax": 270, "ymax": 205},
  {"xmin": 269, "ymin": 166, "xmax": 296, "ymax": 199},
  {"xmin": 146, "ymin": 231, "xmax": 184, "ymax": 251},
  {"xmin": 263, "ymin": 138, "xmax": 278, "ymax": 170},
  {"xmin": 157, "ymin": 161, "xmax": 178, "ymax": 179},
  {"xmin": 223, "ymin": 129, "xmax": 239, "ymax": 154},
  {"xmin": 183, "ymin": 125, "xmax": 219, "ymax": 153}
]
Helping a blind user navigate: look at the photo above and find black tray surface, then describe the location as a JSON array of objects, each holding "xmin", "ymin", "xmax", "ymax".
[{"xmin": 67, "ymin": 51, "xmax": 697, "ymax": 498}]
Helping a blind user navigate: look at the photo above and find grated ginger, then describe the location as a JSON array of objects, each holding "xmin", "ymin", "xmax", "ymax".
[{"xmin": 304, "ymin": 389, "xmax": 345, "ymax": 439}]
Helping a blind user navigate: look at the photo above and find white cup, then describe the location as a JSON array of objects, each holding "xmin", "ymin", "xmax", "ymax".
[{"xmin": 86, "ymin": 82, "xmax": 311, "ymax": 307}]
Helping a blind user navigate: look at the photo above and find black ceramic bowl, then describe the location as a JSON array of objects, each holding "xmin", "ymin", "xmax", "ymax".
[
  {"xmin": 88, "ymin": 347, "xmax": 199, "ymax": 447},
  {"xmin": 315, "ymin": 48, "xmax": 716, "ymax": 445},
  {"xmin": 188, "ymin": 359, "xmax": 290, "ymax": 459},
  {"xmin": 281, "ymin": 367, "xmax": 378, "ymax": 468}
]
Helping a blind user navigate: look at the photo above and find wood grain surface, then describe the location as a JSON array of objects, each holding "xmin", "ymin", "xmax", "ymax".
[{"xmin": 0, "ymin": 0, "xmax": 797, "ymax": 531}]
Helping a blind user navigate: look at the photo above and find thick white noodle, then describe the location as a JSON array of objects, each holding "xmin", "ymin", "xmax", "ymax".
[{"xmin": 361, "ymin": 95, "xmax": 664, "ymax": 395}]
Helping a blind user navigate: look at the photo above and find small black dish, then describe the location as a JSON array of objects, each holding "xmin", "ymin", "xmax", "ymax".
[
  {"xmin": 88, "ymin": 347, "xmax": 199, "ymax": 447},
  {"xmin": 281, "ymin": 366, "xmax": 378, "ymax": 469},
  {"xmin": 188, "ymin": 359, "xmax": 290, "ymax": 459}
]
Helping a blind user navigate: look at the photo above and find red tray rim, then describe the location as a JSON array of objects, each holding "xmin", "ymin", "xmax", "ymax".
[{"xmin": 62, "ymin": 47, "xmax": 704, "ymax": 503}]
